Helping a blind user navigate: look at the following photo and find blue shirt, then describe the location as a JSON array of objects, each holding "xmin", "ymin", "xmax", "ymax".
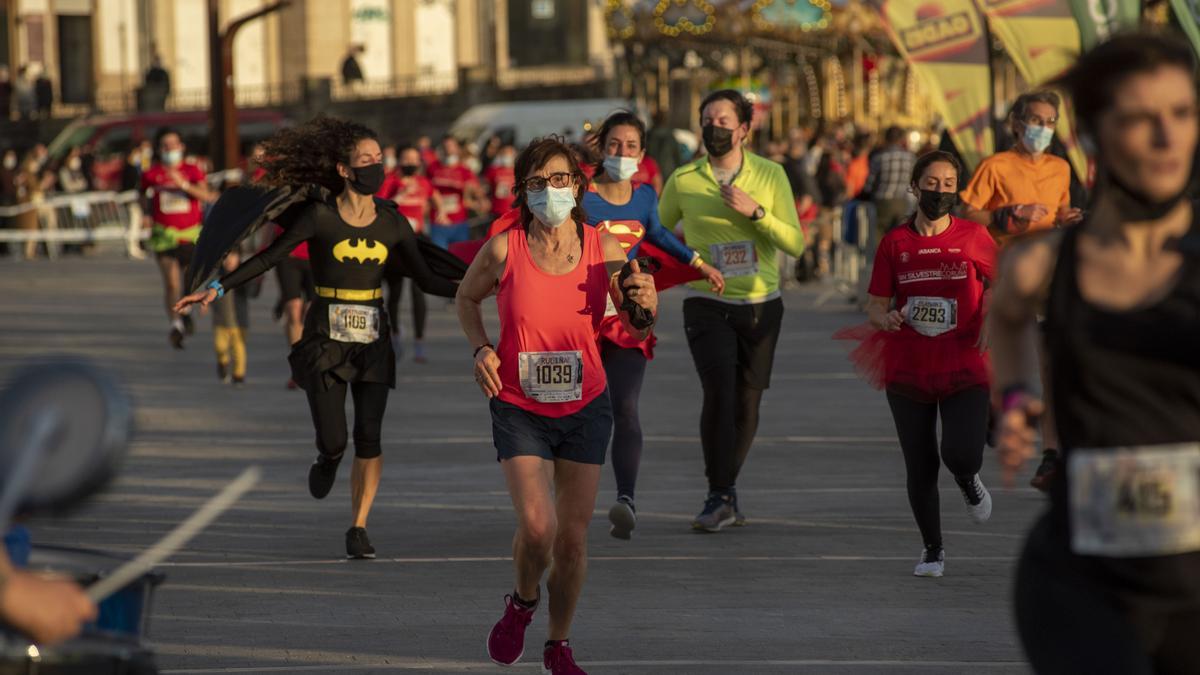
[{"xmin": 583, "ymin": 184, "xmax": 695, "ymax": 264}]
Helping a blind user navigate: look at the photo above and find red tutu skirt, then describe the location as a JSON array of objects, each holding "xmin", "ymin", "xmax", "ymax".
[{"xmin": 833, "ymin": 323, "xmax": 991, "ymax": 401}]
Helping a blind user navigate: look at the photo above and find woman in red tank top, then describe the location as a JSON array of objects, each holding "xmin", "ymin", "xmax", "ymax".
[{"xmin": 455, "ymin": 137, "xmax": 658, "ymax": 674}]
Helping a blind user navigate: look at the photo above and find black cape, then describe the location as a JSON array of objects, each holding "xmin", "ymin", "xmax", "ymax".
[{"xmin": 184, "ymin": 183, "xmax": 468, "ymax": 294}]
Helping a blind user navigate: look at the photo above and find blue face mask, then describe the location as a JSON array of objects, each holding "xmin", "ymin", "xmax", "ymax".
[
  {"xmin": 603, "ymin": 155, "xmax": 640, "ymax": 182},
  {"xmin": 526, "ymin": 185, "xmax": 576, "ymax": 228},
  {"xmin": 1022, "ymin": 125, "xmax": 1054, "ymax": 154}
]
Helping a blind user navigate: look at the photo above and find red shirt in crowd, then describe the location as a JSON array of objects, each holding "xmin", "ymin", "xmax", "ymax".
[
  {"xmin": 632, "ymin": 156, "xmax": 661, "ymax": 193},
  {"xmin": 428, "ymin": 162, "xmax": 478, "ymax": 223},
  {"xmin": 384, "ymin": 175, "xmax": 435, "ymax": 234},
  {"xmin": 141, "ymin": 162, "xmax": 206, "ymax": 229},
  {"xmin": 273, "ymin": 224, "xmax": 309, "ymax": 260},
  {"xmin": 483, "ymin": 163, "xmax": 516, "ymax": 216}
]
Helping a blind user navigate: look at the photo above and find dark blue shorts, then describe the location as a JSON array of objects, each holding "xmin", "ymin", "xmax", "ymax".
[{"xmin": 489, "ymin": 392, "xmax": 613, "ymax": 465}]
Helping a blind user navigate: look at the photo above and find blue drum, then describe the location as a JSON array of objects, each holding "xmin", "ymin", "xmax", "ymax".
[{"xmin": 0, "ymin": 545, "xmax": 162, "ymax": 674}]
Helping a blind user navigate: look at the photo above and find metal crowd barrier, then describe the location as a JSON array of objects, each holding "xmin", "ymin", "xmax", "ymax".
[
  {"xmin": 814, "ymin": 201, "xmax": 872, "ymax": 307},
  {"xmin": 0, "ymin": 191, "xmax": 146, "ymax": 259}
]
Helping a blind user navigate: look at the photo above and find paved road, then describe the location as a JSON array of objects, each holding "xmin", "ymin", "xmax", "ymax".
[{"xmin": 2, "ymin": 252, "xmax": 1041, "ymax": 673}]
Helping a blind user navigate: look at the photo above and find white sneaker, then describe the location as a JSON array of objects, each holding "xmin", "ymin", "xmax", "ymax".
[
  {"xmin": 914, "ymin": 548, "xmax": 944, "ymax": 577},
  {"xmin": 958, "ymin": 474, "xmax": 992, "ymax": 524},
  {"xmin": 608, "ymin": 497, "xmax": 636, "ymax": 540}
]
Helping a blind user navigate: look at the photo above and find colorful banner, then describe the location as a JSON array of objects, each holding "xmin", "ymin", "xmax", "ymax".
[
  {"xmin": 1169, "ymin": 0, "xmax": 1200, "ymax": 58},
  {"xmin": 976, "ymin": 0, "xmax": 1088, "ymax": 180},
  {"xmin": 869, "ymin": 0, "xmax": 995, "ymax": 171},
  {"xmin": 1069, "ymin": 0, "xmax": 1141, "ymax": 49}
]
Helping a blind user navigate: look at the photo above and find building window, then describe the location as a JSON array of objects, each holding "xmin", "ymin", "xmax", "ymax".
[
  {"xmin": 506, "ymin": 0, "xmax": 587, "ymax": 68},
  {"xmin": 531, "ymin": 0, "xmax": 555, "ymax": 20}
]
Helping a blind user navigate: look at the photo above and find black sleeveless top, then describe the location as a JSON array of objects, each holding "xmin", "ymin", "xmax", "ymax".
[{"xmin": 1042, "ymin": 220, "xmax": 1200, "ymax": 602}]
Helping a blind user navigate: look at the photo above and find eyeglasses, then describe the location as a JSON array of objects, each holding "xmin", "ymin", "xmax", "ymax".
[
  {"xmin": 1022, "ymin": 115, "xmax": 1058, "ymax": 129},
  {"xmin": 522, "ymin": 172, "xmax": 576, "ymax": 192}
]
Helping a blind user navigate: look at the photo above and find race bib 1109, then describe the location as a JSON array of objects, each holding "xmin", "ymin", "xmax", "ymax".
[{"xmin": 328, "ymin": 304, "xmax": 380, "ymax": 344}]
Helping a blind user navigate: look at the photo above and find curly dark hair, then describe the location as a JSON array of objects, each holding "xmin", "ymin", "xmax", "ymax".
[
  {"xmin": 513, "ymin": 135, "xmax": 589, "ymax": 229},
  {"xmin": 255, "ymin": 116, "xmax": 378, "ymax": 194}
]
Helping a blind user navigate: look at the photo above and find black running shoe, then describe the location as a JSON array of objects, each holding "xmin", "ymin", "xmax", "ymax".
[
  {"xmin": 217, "ymin": 362, "xmax": 230, "ymax": 384},
  {"xmin": 1030, "ymin": 449, "xmax": 1059, "ymax": 492},
  {"xmin": 308, "ymin": 455, "xmax": 340, "ymax": 499},
  {"xmin": 169, "ymin": 328, "xmax": 185, "ymax": 350},
  {"xmin": 232, "ymin": 376, "xmax": 245, "ymax": 389},
  {"xmin": 182, "ymin": 314, "xmax": 195, "ymax": 336},
  {"xmin": 345, "ymin": 526, "xmax": 376, "ymax": 559}
]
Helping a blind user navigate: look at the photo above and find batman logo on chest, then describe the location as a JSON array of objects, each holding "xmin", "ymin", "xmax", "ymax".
[{"xmin": 333, "ymin": 238, "xmax": 388, "ymax": 265}]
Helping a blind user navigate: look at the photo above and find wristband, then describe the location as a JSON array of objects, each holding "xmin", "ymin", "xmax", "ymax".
[
  {"xmin": 207, "ymin": 280, "xmax": 226, "ymax": 299},
  {"xmin": 689, "ymin": 252, "xmax": 704, "ymax": 269},
  {"xmin": 1001, "ymin": 384, "xmax": 1030, "ymax": 413},
  {"xmin": 473, "ymin": 343, "xmax": 494, "ymax": 358}
]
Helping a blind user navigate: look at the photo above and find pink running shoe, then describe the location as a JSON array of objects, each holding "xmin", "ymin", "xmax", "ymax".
[
  {"xmin": 487, "ymin": 593, "xmax": 537, "ymax": 666},
  {"xmin": 543, "ymin": 641, "xmax": 586, "ymax": 674}
]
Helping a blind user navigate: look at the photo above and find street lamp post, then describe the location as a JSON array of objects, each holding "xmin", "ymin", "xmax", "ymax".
[{"xmin": 207, "ymin": 0, "xmax": 290, "ymax": 171}]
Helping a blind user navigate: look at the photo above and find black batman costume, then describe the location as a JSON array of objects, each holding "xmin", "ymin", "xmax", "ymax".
[{"xmin": 208, "ymin": 188, "xmax": 461, "ymax": 465}]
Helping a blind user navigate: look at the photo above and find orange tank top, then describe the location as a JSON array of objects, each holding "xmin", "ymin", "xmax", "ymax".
[{"xmin": 496, "ymin": 225, "xmax": 610, "ymax": 417}]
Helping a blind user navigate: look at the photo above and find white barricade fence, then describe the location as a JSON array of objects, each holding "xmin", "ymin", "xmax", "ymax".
[{"xmin": 0, "ymin": 191, "xmax": 145, "ymax": 248}]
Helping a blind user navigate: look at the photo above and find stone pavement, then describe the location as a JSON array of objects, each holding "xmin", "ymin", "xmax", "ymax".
[{"xmin": 1, "ymin": 252, "xmax": 1040, "ymax": 673}]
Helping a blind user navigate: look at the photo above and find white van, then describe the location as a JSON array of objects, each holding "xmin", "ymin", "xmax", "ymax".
[{"xmin": 449, "ymin": 99, "xmax": 644, "ymax": 148}]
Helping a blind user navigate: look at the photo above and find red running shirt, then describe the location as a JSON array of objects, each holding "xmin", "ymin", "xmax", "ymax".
[
  {"xmin": 428, "ymin": 162, "xmax": 478, "ymax": 223},
  {"xmin": 142, "ymin": 163, "xmax": 206, "ymax": 229},
  {"xmin": 844, "ymin": 216, "xmax": 998, "ymax": 399},
  {"xmin": 484, "ymin": 164, "xmax": 516, "ymax": 216},
  {"xmin": 384, "ymin": 175, "xmax": 434, "ymax": 234},
  {"xmin": 496, "ymin": 226, "xmax": 610, "ymax": 417},
  {"xmin": 632, "ymin": 156, "xmax": 661, "ymax": 193}
]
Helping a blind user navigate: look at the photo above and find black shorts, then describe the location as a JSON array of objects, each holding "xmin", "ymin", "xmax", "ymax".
[
  {"xmin": 156, "ymin": 242, "xmax": 194, "ymax": 267},
  {"xmin": 276, "ymin": 256, "xmax": 314, "ymax": 303},
  {"xmin": 489, "ymin": 392, "xmax": 613, "ymax": 465},
  {"xmin": 683, "ymin": 296, "xmax": 784, "ymax": 390}
]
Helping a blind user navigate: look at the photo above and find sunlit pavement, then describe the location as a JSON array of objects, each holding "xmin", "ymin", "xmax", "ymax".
[{"xmin": 3, "ymin": 251, "xmax": 1038, "ymax": 674}]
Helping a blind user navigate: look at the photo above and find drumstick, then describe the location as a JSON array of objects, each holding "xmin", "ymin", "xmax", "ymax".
[{"xmin": 86, "ymin": 466, "xmax": 261, "ymax": 602}]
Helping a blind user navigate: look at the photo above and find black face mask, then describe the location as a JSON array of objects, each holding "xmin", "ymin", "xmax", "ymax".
[
  {"xmin": 702, "ymin": 124, "xmax": 736, "ymax": 158},
  {"xmin": 347, "ymin": 162, "xmax": 386, "ymax": 195},
  {"xmin": 399, "ymin": 164, "xmax": 419, "ymax": 177},
  {"xmin": 917, "ymin": 189, "xmax": 957, "ymax": 220}
]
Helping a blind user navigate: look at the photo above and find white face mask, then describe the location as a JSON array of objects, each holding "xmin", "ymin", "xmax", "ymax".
[
  {"xmin": 3, "ymin": 156, "xmax": 15, "ymax": 170},
  {"xmin": 495, "ymin": 155, "xmax": 515, "ymax": 168},
  {"xmin": 526, "ymin": 185, "xmax": 576, "ymax": 228},
  {"xmin": 163, "ymin": 149, "xmax": 184, "ymax": 166},
  {"xmin": 68, "ymin": 157, "xmax": 82, "ymax": 171},
  {"xmin": 442, "ymin": 153, "xmax": 460, "ymax": 167},
  {"xmin": 384, "ymin": 155, "xmax": 397, "ymax": 170},
  {"xmin": 603, "ymin": 155, "xmax": 640, "ymax": 182}
]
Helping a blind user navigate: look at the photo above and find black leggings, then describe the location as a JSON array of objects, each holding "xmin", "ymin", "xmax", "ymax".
[
  {"xmin": 885, "ymin": 385, "xmax": 989, "ymax": 550},
  {"xmin": 1016, "ymin": 515, "xmax": 1200, "ymax": 674},
  {"xmin": 386, "ymin": 276, "xmax": 427, "ymax": 340},
  {"xmin": 684, "ymin": 298, "xmax": 782, "ymax": 492},
  {"xmin": 305, "ymin": 380, "xmax": 390, "ymax": 460},
  {"xmin": 601, "ymin": 342, "xmax": 646, "ymax": 499}
]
